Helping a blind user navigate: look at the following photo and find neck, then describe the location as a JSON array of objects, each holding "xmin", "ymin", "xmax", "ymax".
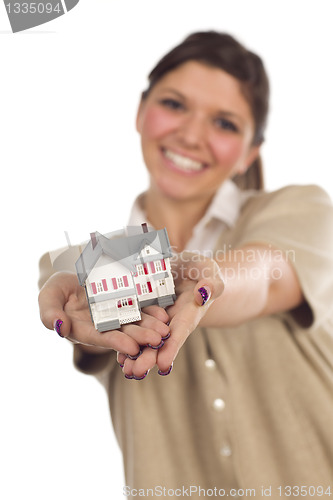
[{"xmin": 144, "ymin": 187, "xmax": 213, "ymax": 252}]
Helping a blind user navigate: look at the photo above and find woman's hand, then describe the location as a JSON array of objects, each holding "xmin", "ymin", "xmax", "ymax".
[
  {"xmin": 38, "ymin": 272, "xmax": 170, "ymax": 358},
  {"xmin": 118, "ymin": 252, "xmax": 225, "ymax": 378}
]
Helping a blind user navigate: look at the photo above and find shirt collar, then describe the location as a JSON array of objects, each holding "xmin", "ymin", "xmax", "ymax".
[{"xmin": 128, "ymin": 179, "xmax": 244, "ymax": 229}]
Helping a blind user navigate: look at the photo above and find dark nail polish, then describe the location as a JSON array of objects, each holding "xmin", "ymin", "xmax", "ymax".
[
  {"xmin": 158, "ymin": 363, "xmax": 173, "ymax": 376},
  {"xmin": 148, "ymin": 340, "xmax": 165, "ymax": 350},
  {"xmin": 133, "ymin": 371, "xmax": 149, "ymax": 381},
  {"xmin": 126, "ymin": 349, "xmax": 143, "ymax": 360},
  {"xmin": 161, "ymin": 332, "xmax": 171, "ymax": 341},
  {"xmin": 198, "ymin": 286, "xmax": 210, "ymax": 306},
  {"xmin": 54, "ymin": 319, "xmax": 64, "ymax": 338},
  {"xmin": 124, "ymin": 374, "xmax": 134, "ymax": 380},
  {"xmin": 119, "ymin": 363, "xmax": 124, "ymax": 369}
]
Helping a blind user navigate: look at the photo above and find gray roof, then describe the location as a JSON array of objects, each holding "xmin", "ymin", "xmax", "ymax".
[{"xmin": 75, "ymin": 227, "xmax": 173, "ymax": 286}]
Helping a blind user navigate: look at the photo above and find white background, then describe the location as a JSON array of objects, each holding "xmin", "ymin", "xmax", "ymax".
[{"xmin": 1, "ymin": 1, "xmax": 332, "ymax": 499}]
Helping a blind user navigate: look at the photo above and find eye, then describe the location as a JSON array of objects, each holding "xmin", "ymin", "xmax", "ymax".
[
  {"xmin": 215, "ymin": 117, "xmax": 238, "ymax": 132},
  {"xmin": 159, "ymin": 98, "xmax": 184, "ymax": 111}
]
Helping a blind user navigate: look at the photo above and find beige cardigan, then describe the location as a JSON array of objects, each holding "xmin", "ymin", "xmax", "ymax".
[{"xmin": 39, "ymin": 185, "xmax": 333, "ymax": 498}]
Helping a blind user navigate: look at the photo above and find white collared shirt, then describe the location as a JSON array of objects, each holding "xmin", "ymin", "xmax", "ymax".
[{"xmin": 128, "ymin": 180, "xmax": 253, "ymax": 254}]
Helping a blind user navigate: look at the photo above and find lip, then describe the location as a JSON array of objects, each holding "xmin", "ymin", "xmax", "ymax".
[{"xmin": 160, "ymin": 147, "xmax": 209, "ymax": 175}]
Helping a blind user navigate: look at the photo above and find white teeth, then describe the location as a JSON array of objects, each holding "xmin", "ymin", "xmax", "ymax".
[{"xmin": 164, "ymin": 149, "xmax": 205, "ymax": 172}]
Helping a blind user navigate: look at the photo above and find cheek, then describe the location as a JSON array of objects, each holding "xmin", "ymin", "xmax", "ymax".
[
  {"xmin": 211, "ymin": 136, "xmax": 247, "ymax": 169},
  {"xmin": 141, "ymin": 107, "xmax": 175, "ymax": 140}
]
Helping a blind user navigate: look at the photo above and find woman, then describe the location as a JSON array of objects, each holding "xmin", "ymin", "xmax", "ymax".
[{"xmin": 39, "ymin": 32, "xmax": 333, "ymax": 497}]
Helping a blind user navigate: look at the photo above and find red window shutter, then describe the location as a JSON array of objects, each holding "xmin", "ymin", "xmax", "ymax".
[
  {"xmin": 102, "ymin": 279, "xmax": 108, "ymax": 291},
  {"xmin": 161, "ymin": 259, "xmax": 166, "ymax": 270},
  {"xmin": 117, "ymin": 300, "xmax": 122, "ymax": 308},
  {"xmin": 128, "ymin": 298, "xmax": 133, "ymax": 306},
  {"xmin": 112, "ymin": 278, "xmax": 118, "ymax": 290},
  {"xmin": 91, "ymin": 282, "xmax": 97, "ymax": 294},
  {"xmin": 136, "ymin": 284, "xmax": 142, "ymax": 295},
  {"xmin": 147, "ymin": 281, "xmax": 152, "ymax": 293},
  {"xmin": 150, "ymin": 261, "xmax": 155, "ymax": 273},
  {"xmin": 123, "ymin": 275, "xmax": 129, "ymax": 287},
  {"xmin": 143, "ymin": 263, "xmax": 148, "ymax": 275}
]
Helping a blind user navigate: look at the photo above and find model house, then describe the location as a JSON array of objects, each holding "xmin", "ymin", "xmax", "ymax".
[{"xmin": 75, "ymin": 223, "xmax": 176, "ymax": 332}]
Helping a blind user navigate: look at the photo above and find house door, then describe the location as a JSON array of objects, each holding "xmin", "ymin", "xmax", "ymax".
[{"xmin": 157, "ymin": 279, "xmax": 167, "ymax": 296}]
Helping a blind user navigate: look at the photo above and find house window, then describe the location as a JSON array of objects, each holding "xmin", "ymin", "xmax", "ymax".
[
  {"xmin": 161, "ymin": 259, "xmax": 166, "ymax": 270},
  {"xmin": 141, "ymin": 282, "xmax": 153, "ymax": 294},
  {"xmin": 155, "ymin": 260, "xmax": 162, "ymax": 272},
  {"xmin": 117, "ymin": 298, "xmax": 134, "ymax": 308},
  {"xmin": 117, "ymin": 277, "xmax": 124, "ymax": 288},
  {"xmin": 146, "ymin": 247, "xmax": 150, "ymax": 254},
  {"xmin": 91, "ymin": 280, "xmax": 108, "ymax": 294},
  {"xmin": 136, "ymin": 265, "xmax": 145, "ymax": 276}
]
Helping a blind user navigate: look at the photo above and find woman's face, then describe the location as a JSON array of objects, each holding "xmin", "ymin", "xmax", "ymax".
[{"xmin": 136, "ymin": 61, "xmax": 260, "ymax": 202}]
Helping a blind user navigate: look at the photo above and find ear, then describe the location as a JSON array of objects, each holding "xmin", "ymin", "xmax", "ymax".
[
  {"xmin": 237, "ymin": 144, "xmax": 261, "ymax": 175},
  {"xmin": 136, "ymin": 97, "xmax": 146, "ymax": 133}
]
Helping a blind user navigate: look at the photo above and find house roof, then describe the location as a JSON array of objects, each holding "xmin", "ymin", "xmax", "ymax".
[{"xmin": 75, "ymin": 226, "xmax": 173, "ymax": 286}]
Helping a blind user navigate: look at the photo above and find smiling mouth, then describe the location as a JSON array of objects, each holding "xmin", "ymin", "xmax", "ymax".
[{"xmin": 162, "ymin": 148, "xmax": 207, "ymax": 173}]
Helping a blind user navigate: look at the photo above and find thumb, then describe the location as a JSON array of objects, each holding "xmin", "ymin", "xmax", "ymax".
[
  {"xmin": 194, "ymin": 277, "xmax": 224, "ymax": 307},
  {"xmin": 38, "ymin": 272, "xmax": 80, "ymax": 338},
  {"xmin": 38, "ymin": 291, "xmax": 72, "ymax": 339}
]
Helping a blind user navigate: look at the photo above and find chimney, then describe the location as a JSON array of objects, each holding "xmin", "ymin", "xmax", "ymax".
[
  {"xmin": 141, "ymin": 223, "xmax": 148, "ymax": 233},
  {"xmin": 90, "ymin": 232, "xmax": 97, "ymax": 249}
]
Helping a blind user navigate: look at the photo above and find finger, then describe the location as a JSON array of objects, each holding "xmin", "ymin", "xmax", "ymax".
[
  {"xmin": 39, "ymin": 291, "xmax": 65, "ymax": 329},
  {"xmin": 38, "ymin": 272, "xmax": 80, "ymax": 336},
  {"xmin": 122, "ymin": 347, "xmax": 157, "ymax": 380},
  {"xmin": 121, "ymin": 313, "xmax": 170, "ymax": 347},
  {"xmin": 141, "ymin": 305, "xmax": 170, "ymax": 323},
  {"xmin": 70, "ymin": 325, "xmax": 142, "ymax": 358},
  {"xmin": 194, "ymin": 275, "xmax": 224, "ymax": 307},
  {"xmin": 156, "ymin": 298, "xmax": 206, "ymax": 373},
  {"xmin": 38, "ymin": 292, "xmax": 72, "ymax": 338},
  {"xmin": 117, "ymin": 352, "xmax": 127, "ymax": 366}
]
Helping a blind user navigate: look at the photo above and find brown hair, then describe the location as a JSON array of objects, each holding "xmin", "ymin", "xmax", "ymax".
[{"xmin": 142, "ymin": 31, "xmax": 269, "ymax": 190}]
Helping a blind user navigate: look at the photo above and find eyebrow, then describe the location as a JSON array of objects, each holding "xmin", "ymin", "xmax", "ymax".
[
  {"xmin": 159, "ymin": 87, "xmax": 245, "ymax": 124},
  {"xmin": 159, "ymin": 88, "xmax": 185, "ymax": 99}
]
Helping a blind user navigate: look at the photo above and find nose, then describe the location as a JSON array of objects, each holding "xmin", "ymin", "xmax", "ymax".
[{"xmin": 177, "ymin": 113, "xmax": 207, "ymax": 149}]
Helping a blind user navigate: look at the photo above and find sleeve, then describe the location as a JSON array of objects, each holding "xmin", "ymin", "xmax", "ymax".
[{"xmin": 236, "ymin": 184, "xmax": 333, "ymax": 329}]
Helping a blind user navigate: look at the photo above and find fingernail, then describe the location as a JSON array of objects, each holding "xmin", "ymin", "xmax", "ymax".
[
  {"xmin": 119, "ymin": 363, "xmax": 124, "ymax": 369},
  {"xmin": 148, "ymin": 340, "xmax": 165, "ymax": 350},
  {"xmin": 158, "ymin": 363, "xmax": 173, "ymax": 376},
  {"xmin": 125, "ymin": 371, "xmax": 149, "ymax": 381},
  {"xmin": 161, "ymin": 332, "xmax": 171, "ymax": 341},
  {"xmin": 133, "ymin": 371, "xmax": 149, "ymax": 381},
  {"xmin": 126, "ymin": 349, "xmax": 143, "ymax": 360},
  {"xmin": 54, "ymin": 319, "xmax": 64, "ymax": 338},
  {"xmin": 198, "ymin": 286, "xmax": 211, "ymax": 306}
]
